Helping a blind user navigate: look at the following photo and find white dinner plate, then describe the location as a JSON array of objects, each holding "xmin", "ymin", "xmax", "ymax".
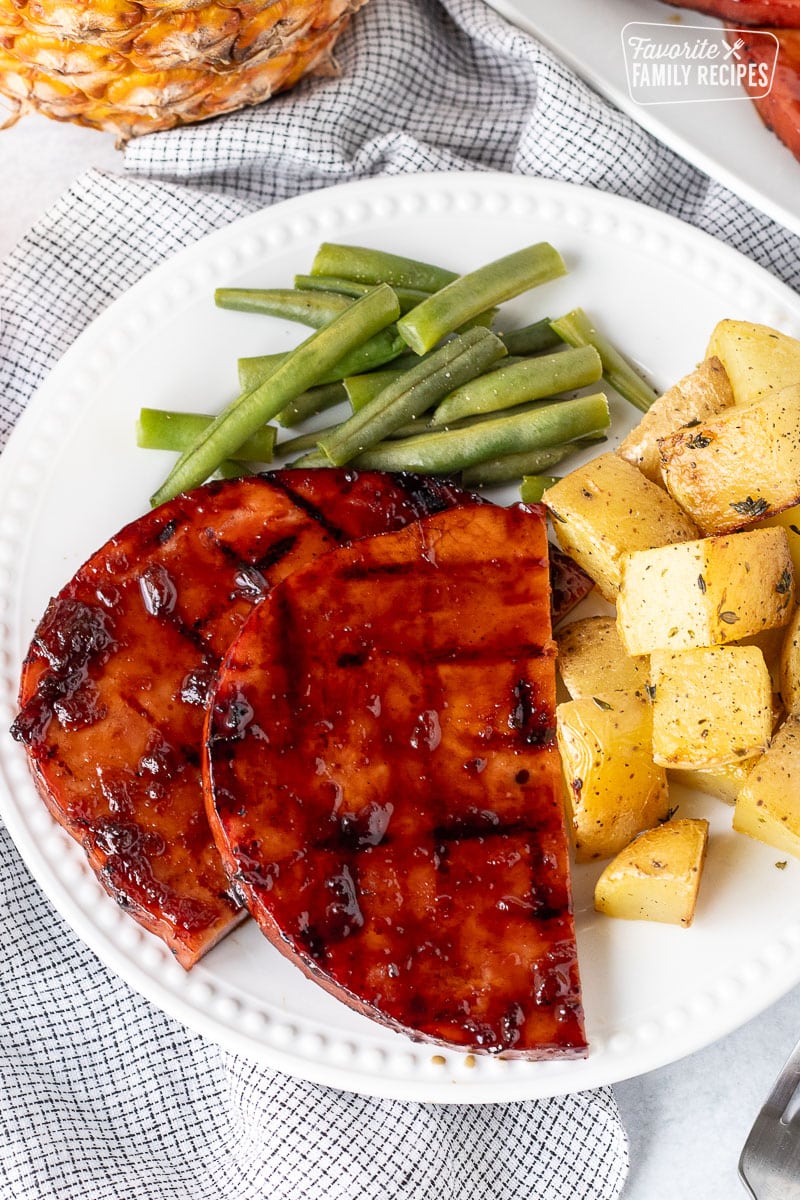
[
  {"xmin": 483, "ymin": 0, "xmax": 800, "ymax": 239},
  {"xmin": 2, "ymin": 172, "xmax": 800, "ymax": 1103}
]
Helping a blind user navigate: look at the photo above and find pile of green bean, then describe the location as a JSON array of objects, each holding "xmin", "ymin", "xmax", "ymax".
[{"xmin": 142, "ymin": 242, "xmax": 659, "ymax": 508}]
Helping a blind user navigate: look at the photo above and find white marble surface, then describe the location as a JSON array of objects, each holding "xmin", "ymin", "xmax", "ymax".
[{"xmin": 2, "ymin": 111, "xmax": 800, "ymax": 1200}]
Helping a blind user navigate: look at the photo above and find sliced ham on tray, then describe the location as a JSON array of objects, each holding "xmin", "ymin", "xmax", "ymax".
[
  {"xmin": 11, "ymin": 469, "xmax": 472, "ymax": 967},
  {"xmin": 205, "ymin": 502, "xmax": 586, "ymax": 1058}
]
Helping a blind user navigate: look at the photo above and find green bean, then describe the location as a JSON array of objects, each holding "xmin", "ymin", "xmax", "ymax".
[
  {"xmin": 215, "ymin": 288, "xmax": 352, "ymax": 327},
  {"xmin": 278, "ymin": 424, "xmax": 340, "ymax": 456},
  {"xmin": 318, "ymin": 327, "xmax": 507, "ymax": 467},
  {"xmin": 350, "ymin": 393, "xmax": 610, "ymax": 475},
  {"xmin": 550, "ymin": 308, "xmax": 659, "ymax": 413},
  {"xmin": 137, "ymin": 408, "xmax": 276, "ymax": 461},
  {"xmin": 237, "ymin": 351, "xmax": 285, "ymax": 393},
  {"xmin": 212, "ymin": 460, "xmax": 255, "ymax": 480},
  {"xmin": 388, "ymin": 393, "xmax": 580, "ymax": 441},
  {"xmin": 500, "ymin": 318, "xmax": 563, "ymax": 357},
  {"xmin": 276, "ymin": 381, "xmax": 347, "ymax": 428},
  {"xmin": 344, "ymin": 370, "xmax": 407, "ymax": 412},
  {"xmin": 344, "ymin": 353, "xmax": 526, "ymax": 416},
  {"xmin": 520, "ymin": 475, "xmax": 561, "ymax": 504},
  {"xmin": 397, "ymin": 242, "xmax": 566, "ymax": 355},
  {"xmin": 310, "ymin": 243, "xmax": 457, "ymax": 292},
  {"xmin": 150, "ymin": 284, "xmax": 401, "ymax": 507},
  {"xmin": 460, "ymin": 433, "xmax": 607, "ymax": 487},
  {"xmin": 430, "ymin": 345, "xmax": 602, "ymax": 427},
  {"xmin": 294, "ymin": 274, "xmax": 431, "ymax": 313},
  {"xmin": 238, "ymin": 326, "xmax": 407, "ymax": 394},
  {"xmin": 289, "ymin": 450, "xmax": 329, "ymax": 468},
  {"xmin": 317, "ymin": 326, "xmax": 409, "ymax": 380}
]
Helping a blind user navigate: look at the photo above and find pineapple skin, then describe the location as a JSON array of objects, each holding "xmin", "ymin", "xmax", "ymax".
[{"xmin": 0, "ymin": 0, "xmax": 370, "ymax": 140}]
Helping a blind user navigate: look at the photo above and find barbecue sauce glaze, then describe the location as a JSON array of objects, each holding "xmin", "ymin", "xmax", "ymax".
[
  {"xmin": 206, "ymin": 502, "xmax": 586, "ymax": 1057},
  {"xmin": 12, "ymin": 470, "xmax": 471, "ymax": 966}
]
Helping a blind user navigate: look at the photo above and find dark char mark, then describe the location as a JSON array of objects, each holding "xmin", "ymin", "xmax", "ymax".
[
  {"xmin": 266, "ymin": 472, "xmax": 350, "ymax": 542},
  {"xmin": 391, "ymin": 471, "xmax": 483, "ymax": 517}
]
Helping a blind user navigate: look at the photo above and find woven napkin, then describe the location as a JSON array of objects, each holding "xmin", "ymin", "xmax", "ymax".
[{"xmin": 2, "ymin": 0, "xmax": 800, "ymax": 1196}]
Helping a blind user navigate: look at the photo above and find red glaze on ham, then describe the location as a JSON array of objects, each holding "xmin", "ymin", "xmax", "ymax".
[
  {"xmin": 11, "ymin": 470, "xmax": 473, "ymax": 967},
  {"xmin": 205, "ymin": 502, "xmax": 586, "ymax": 1058},
  {"xmin": 663, "ymin": 0, "xmax": 800, "ymax": 23},
  {"xmin": 729, "ymin": 26, "xmax": 800, "ymax": 163}
]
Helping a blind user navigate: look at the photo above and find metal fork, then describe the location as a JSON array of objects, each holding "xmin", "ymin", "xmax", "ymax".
[{"xmin": 739, "ymin": 1037, "xmax": 800, "ymax": 1198}]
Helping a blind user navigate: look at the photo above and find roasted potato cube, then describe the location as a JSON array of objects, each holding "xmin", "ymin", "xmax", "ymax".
[
  {"xmin": 780, "ymin": 604, "xmax": 800, "ymax": 715},
  {"xmin": 556, "ymin": 690, "xmax": 670, "ymax": 862},
  {"xmin": 669, "ymin": 759, "xmax": 757, "ymax": 805},
  {"xmin": 542, "ymin": 454, "xmax": 699, "ymax": 602},
  {"xmin": 556, "ymin": 615, "xmax": 649, "ymax": 698},
  {"xmin": 659, "ymin": 385, "xmax": 800, "ymax": 535},
  {"xmin": 616, "ymin": 530, "xmax": 794, "ymax": 656},
  {"xmin": 650, "ymin": 646, "xmax": 772, "ymax": 769},
  {"xmin": 594, "ymin": 818, "xmax": 709, "ymax": 927},
  {"xmin": 758, "ymin": 503, "xmax": 800, "ymax": 585},
  {"xmin": 706, "ymin": 319, "xmax": 800, "ymax": 406},
  {"xmin": 616, "ymin": 357, "xmax": 733, "ymax": 483},
  {"xmin": 733, "ymin": 714, "xmax": 800, "ymax": 858}
]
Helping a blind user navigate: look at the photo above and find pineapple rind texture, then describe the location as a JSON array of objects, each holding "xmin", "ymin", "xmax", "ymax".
[{"xmin": 0, "ymin": 0, "xmax": 369, "ymax": 138}]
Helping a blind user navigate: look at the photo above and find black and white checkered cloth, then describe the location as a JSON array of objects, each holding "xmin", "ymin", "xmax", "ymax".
[{"xmin": 2, "ymin": 0, "xmax": 799, "ymax": 1196}]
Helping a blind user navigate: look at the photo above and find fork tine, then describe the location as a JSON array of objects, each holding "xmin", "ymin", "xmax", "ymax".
[
  {"xmin": 762, "ymin": 1037, "xmax": 800, "ymax": 1116},
  {"xmin": 739, "ymin": 1038, "xmax": 800, "ymax": 1199}
]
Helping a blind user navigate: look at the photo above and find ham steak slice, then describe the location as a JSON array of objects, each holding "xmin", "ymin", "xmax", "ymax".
[
  {"xmin": 11, "ymin": 469, "xmax": 472, "ymax": 968},
  {"xmin": 729, "ymin": 25, "xmax": 800, "ymax": 162},
  {"xmin": 205, "ymin": 502, "xmax": 586, "ymax": 1057},
  {"xmin": 663, "ymin": 0, "xmax": 800, "ymax": 23}
]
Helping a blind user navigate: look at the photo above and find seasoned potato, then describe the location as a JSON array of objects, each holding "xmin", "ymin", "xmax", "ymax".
[
  {"xmin": 758, "ymin": 503, "xmax": 800, "ymax": 584},
  {"xmin": 779, "ymin": 604, "xmax": 800, "ymax": 715},
  {"xmin": 670, "ymin": 760, "xmax": 757, "ymax": 805},
  {"xmin": 556, "ymin": 615, "xmax": 649, "ymax": 698},
  {"xmin": 650, "ymin": 646, "xmax": 772, "ymax": 769},
  {"xmin": 737, "ymin": 626, "xmax": 787, "ymax": 695},
  {"xmin": 706, "ymin": 319, "xmax": 800, "ymax": 406},
  {"xmin": 659, "ymin": 385, "xmax": 800, "ymax": 535},
  {"xmin": 616, "ymin": 356, "xmax": 733, "ymax": 483},
  {"xmin": 733, "ymin": 714, "xmax": 800, "ymax": 858},
  {"xmin": 594, "ymin": 818, "xmax": 709, "ymax": 927},
  {"xmin": 616, "ymin": 529, "xmax": 794, "ymax": 656},
  {"xmin": 556, "ymin": 689, "xmax": 670, "ymax": 862},
  {"xmin": 542, "ymin": 454, "xmax": 699, "ymax": 602}
]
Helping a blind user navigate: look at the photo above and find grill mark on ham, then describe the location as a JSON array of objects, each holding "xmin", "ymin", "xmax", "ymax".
[
  {"xmin": 205, "ymin": 502, "xmax": 586, "ymax": 1058},
  {"xmin": 12, "ymin": 470, "xmax": 477, "ymax": 968},
  {"xmin": 268, "ymin": 472, "xmax": 353, "ymax": 541}
]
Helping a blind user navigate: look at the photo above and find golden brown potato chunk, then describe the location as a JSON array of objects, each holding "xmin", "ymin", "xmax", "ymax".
[
  {"xmin": 616, "ymin": 356, "xmax": 733, "ymax": 483},
  {"xmin": 616, "ymin": 529, "xmax": 794, "ymax": 656},
  {"xmin": 706, "ymin": 320, "xmax": 800, "ymax": 406},
  {"xmin": 650, "ymin": 646, "xmax": 772, "ymax": 770},
  {"xmin": 757, "ymin": 503, "xmax": 800, "ymax": 584},
  {"xmin": 556, "ymin": 615, "xmax": 649, "ymax": 699},
  {"xmin": 594, "ymin": 819, "xmax": 709, "ymax": 927},
  {"xmin": 542, "ymin": 453, "xmax": 698, "ymax": 602},
  {"xmin": 733, "ymin": 714, "xmax": 800, "ymax": 859},
  {"xmin": 780, "ymin": 604, "xmax": 800, "ymax": 715},
  {"xmin": 669, "ymin": 760, "xmax": 757, "ymax": 805},
  {"xmin": 659, "ymin": 385, "xmax": 800, "ymax": 535},
  {"xmin": 556, "ymin": 689, "xmax": 670, "ymax": 862}
]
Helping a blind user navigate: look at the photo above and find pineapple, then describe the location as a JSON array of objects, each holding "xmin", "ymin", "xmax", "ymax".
[{"xmin": 0, "ymin": 0, "xmax": 370, "ymax": 140}]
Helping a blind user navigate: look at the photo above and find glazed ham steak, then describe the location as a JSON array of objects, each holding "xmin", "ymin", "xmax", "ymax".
[
  {"xmin": 205, "ymin": 502, "xmax": 586, "ymax": 1057},
  {"xmin": 11, "ymin": 470, "xmax": 471, "ymax": 968}
]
